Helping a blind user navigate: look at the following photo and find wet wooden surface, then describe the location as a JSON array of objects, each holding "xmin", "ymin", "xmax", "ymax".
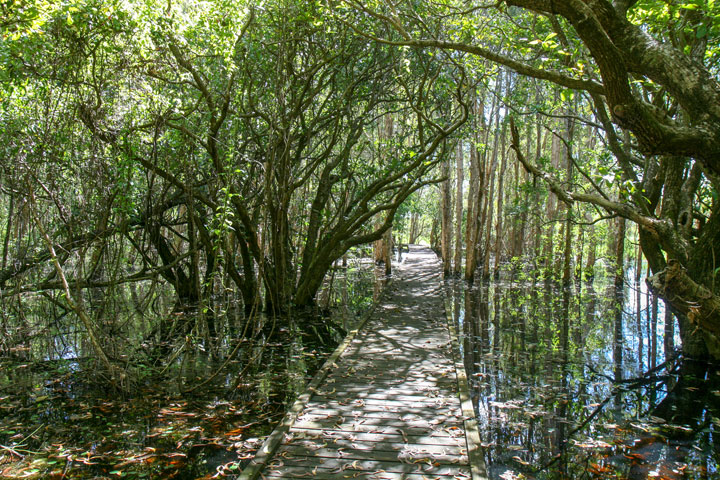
[{"xmin": 241, "ymin": 246, "xmax": 481, "ymax": 479}]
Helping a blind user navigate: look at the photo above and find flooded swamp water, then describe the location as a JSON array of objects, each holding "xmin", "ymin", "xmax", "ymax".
[
  {"xmin": 0, "ymin": 259, "xmax": 386, "ymax": 479},
  {"xmin": 447, "ymin": 271, "xmax": 720, "ymax": 479}
]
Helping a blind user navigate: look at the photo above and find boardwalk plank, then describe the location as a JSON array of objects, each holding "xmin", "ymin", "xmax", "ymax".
[
  {"xmin": 294, "ymin": 413, "xmax": 463, "ymax": 429},
  {"xmin": 265, "ymin": 458, "xmax": 470, "ymax": 476},
  {"xmin": 276, "ymin": 445, "xmax": 469, "ymax": 464},
  {"xmin": 278, "ymin": 438, "xmax": 467, "ymax": 456},
  {"xmin": 292, "ymin": 421, "xmax": 463, "ymax": 437},
  {"xmin": 299, "ymin": 408, "xmax": 464, "ymax": 422},
  {"xmin": 287, "ymin": 428, "xmax": 465, "ymax": 446},
  {"xmin": 261, "ymin": 469, "xmax": 471, "ymax": 479},
  {"xmin": 308, "ymin": 395, "xmax": 461, "ymax": 408},
  {"xmin": 283, "ymin": 438, "xmax": 467, "ymax": 456}
]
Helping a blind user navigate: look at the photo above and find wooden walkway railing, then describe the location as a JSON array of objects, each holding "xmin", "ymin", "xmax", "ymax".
[{"xmin": 239, "ymin": 246, "xmax": 486, "ymax": 480}]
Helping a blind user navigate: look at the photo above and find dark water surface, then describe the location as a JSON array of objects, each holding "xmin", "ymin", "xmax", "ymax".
[
  {"xmin": 0, "ymin": 260, "xmax": 385, "ymax": 479},
  {"xmin": 447, "ymin": 274, "xmax": 720, "ymax": 479}
]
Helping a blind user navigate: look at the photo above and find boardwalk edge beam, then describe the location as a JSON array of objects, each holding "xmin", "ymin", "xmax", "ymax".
[{"xmin": 444, "ymin": 284, "xmax": 489, "ymax": 480}]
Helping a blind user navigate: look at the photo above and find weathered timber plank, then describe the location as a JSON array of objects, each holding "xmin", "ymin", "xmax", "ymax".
[
  {"xmin": 260, "ymin": 468, "xmax": 472, "ymax": 479},
  {"xmin": 287, "ymin": 428, "xmax": 465, "ymax": 446},
  {"xmin": 294, "ymin": 413, "xmax": 464, "ymax": 430},
  {"xmin": 298, "ymin": 407, "xmax": 463, "ymax": 422},
  {"xmin": 276, "ymin": 445, "xmax": 469, "ymax": 465},
  {"xmin": 323, "ymin": 376, "xmax": 457, "ymax": 386},
  {"xmin": 264, "ymin": 457, "xmax": 470, "ymax": 476},
  {"xmin": 284, "ymin": 437, "xmax": 467, "ymax": 456},
  {"xmin": 300, "ymin": 402, "xmax": 462, "ymax": 416},
  {"xmin": 308, "ymin": 395, "xmax": 461, "ymax": 408},
  {"xmin": 326, "ymin": 374, "xmax": 456, "ymax": 384},
  {"xmin": 292, "ymin": 420, "xmax": 462, "ymax": 437},
  {"xmin": 312, "ymin": 387, "xmax": 445, "ymax": 396}
]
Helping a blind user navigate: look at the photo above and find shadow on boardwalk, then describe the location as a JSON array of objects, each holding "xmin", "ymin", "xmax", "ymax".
[{"xmin": 238, "ymin": 246, "xmax": 485, "ymax": 480}]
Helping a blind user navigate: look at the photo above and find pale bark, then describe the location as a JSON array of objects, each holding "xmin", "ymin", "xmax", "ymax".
[
  {"xmin": 440, "ymin": 152, "xmax": 453, "ymax": 276},
  {"xmin": 615, "ymin": 217, "xmax": 626, "ymax": 289},
  {"xmin": 453, "ymin": 141, "xmax": 464, "ymax": 275},
  {"xmin": 481, "ymin": 148, "xmax": 496, "ymax": 279},
  {"xmin": 464, "ymin": 124, "xmax": 482, "ymax": 282},
  {"xmin": 561, "ymin": 115, "xmax": 575, "ymax": 285},
  {"xmin": 481, "ymin": 79, "xmax": 502, "ymax": 278},
  {"xmin": 493, "ymin": 121, "xmax": 508, "ymax": 277},
  {"xmin": 373, "ymin": 115, "xmax": 395, "ymax": 275}
]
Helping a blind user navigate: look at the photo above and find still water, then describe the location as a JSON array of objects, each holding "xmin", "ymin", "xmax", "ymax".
[
  {"xmin": 0, "ymin": 260, "xmax": 384, "ymax": 479},
  {"xmin": 447, "ymin": 274, "xmax": 719, "ymax": 479}
]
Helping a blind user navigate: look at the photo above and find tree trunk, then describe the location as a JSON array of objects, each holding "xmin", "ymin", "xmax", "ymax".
[
  {"xmin": 664, "ymin": 307, "xmax": 675, "ymax": 357},
  {"xmin": 614, "ymin": 216, "xmax": 626, "ymax": 290},
  {"xmin": 409, "ymin": 213, "xmax": 419, "ymax": 244},
  {"xmin": 266, "ymin": 205, "xmax": 294, "ymax": 313},
  {"xmin": 373, "ymin": 115, "xmax": 395, "ymax": 274},
  {"xmin": 440, "ymin": 150, "xmax": 453, "ymax": 276},
  {"xmin": 1, "ymin": 195, "xmax": 13, "ymax": 273},
  {"xmin": 532, "ymin": 113, "xmax": 544, "ymax": 275},
  {"xmin": 561, "ymin": 115, "xmax": 574, "ymax": 286},
  {"xmin": 453, "ymin": 141, "xmax": 464, "ymax": 276},
  {"xmin": 493, "ymin": 121, "xmax": 507, "ymax": 278},
  {"xmin": 465, "ymin": 130, "xmax": 482, "ymax": 282},
  {"xmin": 481, "ymin": 152, "xmax": 496, "ymax": 279},
  {"xmin": 647, "ymin": 260, "xmax": 716, "ymax": 359},
  {"xmin": 430, "ymin": 216, "xmax": 439, "ymax": 251},
  {"xmin": 636, "ymin": 243, "xmax": 644, "ymax": 366},
  {"xmin": 384, "ymin": 223, "xmax": 392, "ymax": 275}
]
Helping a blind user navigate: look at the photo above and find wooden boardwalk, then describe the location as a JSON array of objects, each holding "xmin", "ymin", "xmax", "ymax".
[{"xmin": 239, "ymin": 246, "xmax": 486, "ymax": 480}]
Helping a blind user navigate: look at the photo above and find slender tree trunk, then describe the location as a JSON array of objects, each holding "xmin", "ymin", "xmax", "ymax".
[
  {"xmin": 636, "ymin": 243, "xmax": 644, "ymax": 367},
  {"xmin": 373, "ymin": 115, "xmax": 394, "ymax": 274},
  {"xmin": 384, "ymin": 223, "xmax": 392, "ymax": 275},
  {"xmin": 544, "ymin": 108, "xmax": 565, "ymax": 280},
  {"xmin": 561, "ymin": 115, "xmax": 574, "ymax": 286},
  {"xmin": 465, "ymin": 134, "xmax": 481, "ymax": 282},
  {"xmin": 453, "ymin": 141, "xmax": 464, "ymax": 276},
  {"xmin": 440, "ymin": 150, "xmax": 453, "ymax": 276},
  {"xmin": 664, "ymin": 307, "xmax": 675, "ymax": 357},
  {"xmin": 409, "ymin": 213, "xmax": 418, "ymax": 244},
  {"xmin": 651, "ymin": 291, "xmax": 658, "ymax": 368},
  {"xmin": 481, "ymin": 154, "xmax": 496, "ymax": 279},
  {"xmin": 585, "ymin": 214, "xmax": 597, "ymax": 280},
  {"xmin": 430, "ymin": 216, "xmax": 439, "ymax": 251},
  {"xmin": 482, "ymin": 92, "xmax": 501, "ymax": 279},
  {"xmin": 532, "ymin": 90, "xmax": 544, "ymax": 274},
  {"xmin": 562, "ymin": 216, "xmax": 572, "ymax": 285},
  {"xmin": 1, "ymin": 196, "xmax": 13, "ymax": 273},
  {"xmin": 493, "ymin": 121, "xmax": 508, "ymax": 278},
  {"xmin": 615, "ymin": 217, "xmax": 627, "ymax": 290},
  {"xmin": 574, "ymin": 228, "xmax": 584, "ymax": 281},
  {"xmin": 373, "ymin": 217, "xmax": 386, "ymax": 263}
]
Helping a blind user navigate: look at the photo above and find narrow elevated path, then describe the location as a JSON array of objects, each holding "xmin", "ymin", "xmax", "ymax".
[{"xmin": 240, "ymin": 246, "xmax": 485, "ymax": 479}]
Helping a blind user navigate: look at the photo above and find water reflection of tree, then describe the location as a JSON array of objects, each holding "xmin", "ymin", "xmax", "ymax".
[{"xmin": 458, "ymin": 276, "xmax": 718, "ymax": 477}]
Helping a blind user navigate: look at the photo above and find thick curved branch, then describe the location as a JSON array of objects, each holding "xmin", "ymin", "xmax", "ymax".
[
  {"xmin": 336, "ymin": 1, "xmax": 604, "ymax": 93},
  {"xmin": 509, "ymin": 116, "xmax": 690, "ymax": 261}
]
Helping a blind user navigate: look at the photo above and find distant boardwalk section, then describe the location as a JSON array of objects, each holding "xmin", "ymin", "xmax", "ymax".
[{"xmin": 239, "ymin": 246, "xmax": 486, "ymax": 480}]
